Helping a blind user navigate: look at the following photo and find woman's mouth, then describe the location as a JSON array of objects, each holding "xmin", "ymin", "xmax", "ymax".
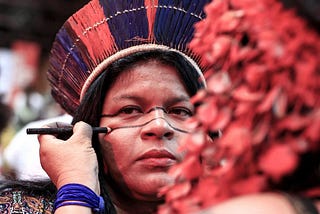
[{"xmin": 137, "ymin": 149, "xmax": 177, "ymax": 168}]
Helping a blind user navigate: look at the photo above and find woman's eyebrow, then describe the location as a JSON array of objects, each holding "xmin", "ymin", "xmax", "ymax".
[
  {"xmin": 167, "ymin": 96, "xmax": 191, "ymax": 104},
  {"xmin": 112, "ymin": 94, "xmax": 144, "ymax": 102},
  {"xmin": 112, "ymin": 94, "xmax": 190, "ymax": 102}
]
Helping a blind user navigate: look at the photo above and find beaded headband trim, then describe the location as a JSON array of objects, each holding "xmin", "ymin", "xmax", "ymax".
[
  {"xmin": 48, "ymin": 0, "xmax": 210, "ymax": 115},
  {"xmin": 81, "ymin": 44, "xmax": 206, "ymax": 100}
]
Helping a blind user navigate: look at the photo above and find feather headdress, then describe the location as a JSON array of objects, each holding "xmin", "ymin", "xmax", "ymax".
[{"xmin": 48, "ymin": 0, "xmax": 211, "ymax": 115}]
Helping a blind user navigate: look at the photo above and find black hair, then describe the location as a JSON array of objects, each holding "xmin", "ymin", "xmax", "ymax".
[
  {"xmin": 72, "ymin": 49, "xmax": 205, "ymax": 213},
  {"xmin": 0, "ymin": 179, "xmax": 56, "ymax": 198}
]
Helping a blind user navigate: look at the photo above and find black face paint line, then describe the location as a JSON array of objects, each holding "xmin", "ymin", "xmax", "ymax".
[{"xmin": 108, "ymin": 117, "xmax": 189, "ymax": 133}]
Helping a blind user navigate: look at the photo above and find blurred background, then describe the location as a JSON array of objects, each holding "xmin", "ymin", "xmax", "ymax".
[
  {"xmin": 0, "ymin": 0, "xmax": 89, "ymax": 179},
  {"xmin": 0, "ymin": 0, "xmax": 88, "ymax": 129},
  {"xmin": 0, "ymin": 0, "xmax": 319, "ymax": 179}
]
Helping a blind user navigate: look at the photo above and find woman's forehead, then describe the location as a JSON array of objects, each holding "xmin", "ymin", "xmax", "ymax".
[
  {"xmin": 115, "ymin": 60, "xmax": 184, "ymax": 85},
  {"xmin": 105, "ymin": 63, "xmax": 190, "ymax": 102}
]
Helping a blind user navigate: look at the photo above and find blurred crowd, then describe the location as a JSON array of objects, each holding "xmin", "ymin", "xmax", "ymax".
[{"xmin": 0, "ymin": 41, "xmax": 67, "ymax": 180}]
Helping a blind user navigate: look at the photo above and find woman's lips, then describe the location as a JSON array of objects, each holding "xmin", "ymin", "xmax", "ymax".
[{"xmin": 137, "ymin": 149, "xmax": 177, "ymax": 168}]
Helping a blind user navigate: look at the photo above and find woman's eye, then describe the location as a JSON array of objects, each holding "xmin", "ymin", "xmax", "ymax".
[
  {"xmin": 118, "ymin": 106, "xmax": 142, "ymax": 115},
  {"xmin": 168, "ymin": 108, "xmax": 193, "ymax": 118}
]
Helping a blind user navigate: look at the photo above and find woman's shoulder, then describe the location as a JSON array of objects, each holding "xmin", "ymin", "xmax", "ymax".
[{"xmin": 0, "ymin": 180, "xmax": 55, "ymax": 213}]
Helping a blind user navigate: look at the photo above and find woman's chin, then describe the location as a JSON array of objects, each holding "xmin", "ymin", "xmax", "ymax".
[{"xmin": 129, "ymin": 174, "xmax": 173, "ymax": 201}]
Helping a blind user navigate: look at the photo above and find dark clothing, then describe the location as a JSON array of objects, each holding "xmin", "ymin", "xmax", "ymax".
[{"xmin": 0, "ymin": 182, "xmax": 55, "ymax": 213}]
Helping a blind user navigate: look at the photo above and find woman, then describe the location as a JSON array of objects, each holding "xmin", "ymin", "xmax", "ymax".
[
  {"xmin": 0, "ymin": 50, "xmax": 205, "ymax": 214},
  {"xmin": 39, "ymin": 49, "xmax": 206, "ymax": 213},
  {"xmin": 0, "ymin": 0, "xmax": 318, "ymax": 213},
  {"xmin": 0, "ymin": 0, "xmax": 210, "ymax": 213}
]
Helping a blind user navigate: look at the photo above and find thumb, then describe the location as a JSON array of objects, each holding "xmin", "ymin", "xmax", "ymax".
[{"xmin": 69, "ymin": 121, "xmax": 93, "ymax": 145}]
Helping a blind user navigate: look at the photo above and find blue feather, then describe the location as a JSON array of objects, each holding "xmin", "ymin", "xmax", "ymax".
[
  {"xmin": 56, "ymin": 27, "xmax": 89, "ymax": 74},
  {"xmin": 99, "ymin": 0, "xmax": 149, "ymax": 48},
  {"xmin": 154, "ymin": 0, "xmax": 210, "ymax": 50}
]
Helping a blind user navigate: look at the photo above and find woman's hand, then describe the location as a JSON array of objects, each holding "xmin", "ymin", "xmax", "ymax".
[{"xmin": 38, "ymin": 121, "xmax": 100, "ymax": 194}]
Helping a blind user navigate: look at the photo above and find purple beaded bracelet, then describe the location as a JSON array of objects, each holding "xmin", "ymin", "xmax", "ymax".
[{"xmin": 53, "ymin": 183, "xmax": 105, "ymax": 214}]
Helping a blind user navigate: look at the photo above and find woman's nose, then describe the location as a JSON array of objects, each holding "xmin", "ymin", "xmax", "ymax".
[{"xmin": 140, "ymin": 109, "xmax": 174, "ymax": 140}]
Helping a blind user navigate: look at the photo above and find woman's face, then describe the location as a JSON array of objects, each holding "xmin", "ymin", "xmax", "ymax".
[{"xmin": 99, "ymin": 60, "xmax": 194, "ymax": 201}]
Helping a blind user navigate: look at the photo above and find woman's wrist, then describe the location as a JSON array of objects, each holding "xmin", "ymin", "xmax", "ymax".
[
  {"xmin": 56, "ymin": 174, "xmax": 100, "ymax": 195},
  {"xmin": 54, "ymin": 205, "xmax": 92, "ymax": 214},
  {"xmin": 53, "ymin": 183, "xmax": 105, "ymax": 214}
]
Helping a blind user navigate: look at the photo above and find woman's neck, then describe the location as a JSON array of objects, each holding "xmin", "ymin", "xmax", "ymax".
[{"xmin": 104, "ymin": 179, "xmax": 163, "ymax": 214}]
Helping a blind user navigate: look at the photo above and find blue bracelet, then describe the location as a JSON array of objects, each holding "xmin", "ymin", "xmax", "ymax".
[{"xmin": 53, "ymin": 183, "xmax": 105, "ymax": 214}]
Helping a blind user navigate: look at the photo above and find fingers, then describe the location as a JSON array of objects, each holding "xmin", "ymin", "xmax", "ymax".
[
  {"xmin": 42, "ymin": 121, "xmax": 73, "ymax": 129},
  {"xmin": 37, "ymin": 122, "xmax": 73, "ymax": 142},
  {"xmin": 69, "ymin": 122, "xmax": 93, "ymax": 144},
  {"xmin": 38, "ymin": 121, "xmax": 92, "ymax": 143},
  {"xmin": 37, "ymin": 121, "xmax": 99, "ymax": 191}
]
